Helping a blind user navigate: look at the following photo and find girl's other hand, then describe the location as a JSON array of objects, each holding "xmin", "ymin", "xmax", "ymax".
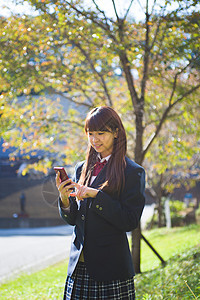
[{"xmin": 70, "ymin": 183, "xmax": 99, "ymax": 200}]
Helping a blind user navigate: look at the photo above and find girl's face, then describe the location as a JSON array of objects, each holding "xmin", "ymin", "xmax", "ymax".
[{"xmin": 87, "ymin": 130, "xmax": 117, "ymax": 158}]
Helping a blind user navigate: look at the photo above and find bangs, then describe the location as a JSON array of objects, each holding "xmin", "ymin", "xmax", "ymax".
[{"xmin": 85, "ymin": 110, "xmax": 113, "ymax": 132}]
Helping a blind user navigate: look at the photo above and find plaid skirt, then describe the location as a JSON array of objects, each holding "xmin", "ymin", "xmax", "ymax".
[{"xmin": 63, "ymin": 262, "xmax": 135, "ymax": 300}]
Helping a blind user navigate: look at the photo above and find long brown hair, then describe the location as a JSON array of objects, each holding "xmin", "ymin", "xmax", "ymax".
[{"xmin": 78, "ymin": 106, "xmax": 127, "ymax": 195}]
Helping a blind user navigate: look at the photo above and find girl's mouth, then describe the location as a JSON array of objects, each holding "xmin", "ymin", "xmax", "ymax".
[{"xmin": 94, "ymin": 144, "xmax": 102, "ymax": 149}]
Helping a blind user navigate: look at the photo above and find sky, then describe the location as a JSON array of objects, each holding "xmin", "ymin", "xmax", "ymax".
[
  {"xmin": 0, "ymin": 0, "xmax": 38, "ymax": 17},
  {"xmin": 1, "ymin": 0, "xmax": 195, "ymax": 23},
  {"xmin": 0, "ymin": 0, "xmax": 153, "ymax": 21}
]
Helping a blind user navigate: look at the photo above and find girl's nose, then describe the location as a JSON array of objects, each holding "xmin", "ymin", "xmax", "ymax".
[{"xmin": 92, "ymin": 134, "xmax": 99, "ymax": 142}]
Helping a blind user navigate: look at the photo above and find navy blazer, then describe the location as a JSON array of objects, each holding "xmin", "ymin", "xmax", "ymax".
[{"xmin": 59, "ymin": 156, "xmax": 145, "ymax": 281}]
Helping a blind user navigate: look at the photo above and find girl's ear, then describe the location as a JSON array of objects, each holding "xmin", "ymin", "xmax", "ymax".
[{"xmin": 114, "ymin": 128, "xmax": 119, "ymax": 138}]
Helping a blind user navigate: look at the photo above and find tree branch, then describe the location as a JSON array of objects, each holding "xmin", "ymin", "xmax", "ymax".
[
  {"xmin": 38, "ymin": 116, "xmax": 84, "ymax": 128},
  {"xmin": 72, "ymin": 41, "xmax": 113, "ymax": 107},
  {"xmin": 143, "ymin": 83, "xmax": 200, "ymax": 157},
  {"xmin": 149, "ymin": 5, "xmax": 167, "ymax": 51},
  {"xmin": 136, "ymin": 0, "xmax": 145, "ymax": 15},
  {"xmin": 91, "ymin": 0, "xmax": 113, "ymax": 28},
  {"xmin": 46, "ymin": 87, "xmax": 91, "ymax": 107},
  {"xmin": 150, "ymin": 0, "xmax": 157, "ymax": 15},
  {"xmin": 123, "ymin": 0, "xmax": 135, "ymax": 21},
  {"xmin": 151, "ymin": 22, "xmax": 168, "ymax": 65},
  {"xmin": 119, "ymin": 51, "xmax": 139, "ymax": 108},
  {"xmin": 141, "ymin": 1, "xmax": 150, "ymax": 101},
  {"xmin": 171, "ymin": 83, "xmax": 200, "ymax": 108},
  {"xmin": 64, "ymin": 1, "xmax": 117, "ymax": 42},
  {"xmin": 143, "ymin": 104, "xmax": 172, "ymax": 158},
  {"xmin": 112, "ymin": 0, "xmax": 120, "ymax": 22},
  {"xmin": 168, "ymin": 60, "xmax": 195, "ymax": 105},
  {"xmin": 50, "ymin": 23, "xmax": 113, "ymax": 107},
  {"xmin": 63, "ymin": 119, "xmax": 84, "ymax": 128}
]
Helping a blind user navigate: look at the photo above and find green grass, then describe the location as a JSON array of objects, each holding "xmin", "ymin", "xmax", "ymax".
[
  {"xmin": 136, "ymin": 246, "xmax": 200, "ymax": 299},
  {"xmin": 0, "ymin": 261, "xmax": 68, "ymax": 300},
  {"xmin": 0, "ymin": 224, "xmax": 200, "ymax": 300},
  {"xmin": 141, "ymin": 223, "xmax": 200, "ymax": 272}
]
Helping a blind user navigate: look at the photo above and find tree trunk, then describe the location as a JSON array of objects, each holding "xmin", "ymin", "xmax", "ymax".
[
  {"xmin": 157, "ymin": 176, "xmax": 163, "ymax": 227},
  {"xmin": 135, "ymin": 105, "xmax": 144, "ymax": 164},
  {"xmin": 131, "ymin": 223, "xmax": 142, "ymax": 273},
  {"xmin": 119, "ymin": 45, "xmax": 145, "ymax": 274},
  {"xmin": 132, "ymin": 107, "xmax": 144, "ymax": 273}
]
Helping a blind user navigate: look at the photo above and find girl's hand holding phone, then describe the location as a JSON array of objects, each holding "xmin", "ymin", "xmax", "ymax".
[
  {"xmin": 55, "ymin": 172, "xmax": 75, "ymax": 208},
  {"xmin": 54, "ymin": 166, "xmax": 98, "ymax": 203}
]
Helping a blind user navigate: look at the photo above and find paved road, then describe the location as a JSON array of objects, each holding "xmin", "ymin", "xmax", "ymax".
[
  {"xmin": 0, "ymin": 225, "xmax": 73, "ymax": 283},
  {"xmin": 0, "ymin": 205, "xmax": 154, "ymax": 283}
]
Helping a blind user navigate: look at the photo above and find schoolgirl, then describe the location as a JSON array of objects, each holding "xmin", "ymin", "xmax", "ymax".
[{"xmin": 56, "ymin": 106, "xmax": 145, "ymax": 300}]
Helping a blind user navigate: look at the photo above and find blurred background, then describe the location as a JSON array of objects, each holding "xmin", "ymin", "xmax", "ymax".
[
  {"xmin": 0, "ymin": 0, "xmax": 200, "ymax": 292},
  {"xmin": 0, "ymin": 0, "xmax": 199, "ymax": 230}
]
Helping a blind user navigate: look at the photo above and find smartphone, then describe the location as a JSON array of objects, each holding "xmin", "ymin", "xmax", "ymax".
[{"xmin": 54, "ymin": 167, "xmax": 69, "ymax": 183}]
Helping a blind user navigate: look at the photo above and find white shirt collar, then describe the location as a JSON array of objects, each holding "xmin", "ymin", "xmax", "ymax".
[{"xmin": 98, "ymin": 154, "xmax": 111, "ymax": 163}]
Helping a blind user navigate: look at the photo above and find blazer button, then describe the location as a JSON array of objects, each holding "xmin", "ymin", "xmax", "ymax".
[
  {"xmin": 96, "ymin": 205, "xmax": 99, "ymax": 209},
  {"xmin": 81, "ymin": 215, "xmax": 85, "ymax": 221},
  {"xmin": 99, "ymin": 207, "xmax": 103, "ymax": 211}
]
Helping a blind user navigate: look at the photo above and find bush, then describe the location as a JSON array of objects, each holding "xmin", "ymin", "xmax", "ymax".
[
  {"xmin": 170, "ymin": 200, "xmax": 187, "ymax": 227},
  {"xmin": 145, "ymin": 199, "xmax": 196, "ymax": 229}
]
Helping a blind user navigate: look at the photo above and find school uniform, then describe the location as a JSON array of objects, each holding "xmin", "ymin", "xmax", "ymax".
[{"xmin": 59, "ymin": 156, "xmax": 145, "ymax": 299}]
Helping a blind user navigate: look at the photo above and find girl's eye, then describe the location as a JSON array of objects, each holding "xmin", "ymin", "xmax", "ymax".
[{"xmin": 88, "ymin": 131, "xmax": 104, "ymax": 136}]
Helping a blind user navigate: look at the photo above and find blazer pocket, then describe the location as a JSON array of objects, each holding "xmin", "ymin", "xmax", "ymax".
[{"xmin": 96, "ymin": 234, "xmax": 124, "ymax": 247}]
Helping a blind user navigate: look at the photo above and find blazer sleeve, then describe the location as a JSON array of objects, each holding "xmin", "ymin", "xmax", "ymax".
[
  {"xmin": 58, "ymin": 162, "xmax": 84, "ymax": 226},
  {"xmin": 90, "ymin": 167, "xmax": 145, "ymax": 232},
  {"xmin": 58, "ymin": 196, "xmax": 78, "ymax": 226}
]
